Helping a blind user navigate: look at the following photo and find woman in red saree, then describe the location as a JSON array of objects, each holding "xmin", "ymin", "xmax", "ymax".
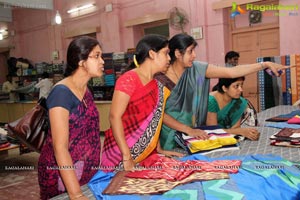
[{"xmin": 101, "ymin": 34, "xmax": 182, "ymax": 171}]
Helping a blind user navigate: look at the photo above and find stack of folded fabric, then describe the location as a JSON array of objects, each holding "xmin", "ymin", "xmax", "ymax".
[
  {"xmin": 175, "ymin": 127, "xmax": 239, "ymax": 155},
  {"xmin": 265, "ymin": 110, "xmax": 300, "ymax": 129},
  {"xmin": 113, "ymin": 52, "xmax": 128, "ymax": 79},
  {"xmin": 102, "ymin": 53, "xmax": 115, "ymax": 86},
  {"xmin": 104, "ymin": 73, "xmax": 116, "ymax": 86},
  {"xmin": 270, "ymin": 128, "xmax": 300, "ymax": 147},
  {"xmin": 265, "ymin": 110, "xmax": 300, "ymax": 122}
]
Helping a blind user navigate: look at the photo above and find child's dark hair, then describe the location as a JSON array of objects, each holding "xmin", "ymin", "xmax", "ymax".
[{"xmin": 124, "ymin": 34, "xmax": 169, "ymax": 72}]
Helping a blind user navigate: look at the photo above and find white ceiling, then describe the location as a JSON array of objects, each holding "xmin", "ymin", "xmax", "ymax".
[
  {"xmin": 0, "ymin": 0, "xmax": 53, "ymax": 33},
  {"xmin": 0, "ymin": 0, "xmax": 53, "ymax": 10}
]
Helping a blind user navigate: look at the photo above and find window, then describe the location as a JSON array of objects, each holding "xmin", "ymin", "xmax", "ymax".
[{"xmin": 144, "ymin": 23, "xmax": 169, "ymax": 37}]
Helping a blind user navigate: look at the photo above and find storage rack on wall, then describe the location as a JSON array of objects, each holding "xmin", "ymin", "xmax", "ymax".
[
  {"xmin": 91, "ymin": 52, "xmax": 129, "ymax": 101},
  {"xmin": 11, "ymin": 61, "xmax": 64, "ymax": 101}
]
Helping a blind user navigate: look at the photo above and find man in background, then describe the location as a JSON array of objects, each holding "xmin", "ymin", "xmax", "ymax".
[
  {"xmin": 212, "ymin": 51, "xmax": 240, "ymax": 91},
  {"xmin": 34, "ymin": 72, "xmax": 53, "ymax": 99},
  {"xmin": 2, "ymin": 75, "xmax": 18, "ymax": 101},
  {"xmin": 225, "ymin": 51, "xmax": 240, "ymax": 67}
]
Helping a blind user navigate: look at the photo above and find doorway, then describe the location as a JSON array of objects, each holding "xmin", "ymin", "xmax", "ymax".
[
  {"xmin": 232, "ymin": 27, "xmax": 280, "ymax": 111},
  {"xmin": 0, "ymin": 50, "xmax": 10, "ymax": 84}
]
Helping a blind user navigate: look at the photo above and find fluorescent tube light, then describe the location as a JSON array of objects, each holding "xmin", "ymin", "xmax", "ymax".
[{"xmin": 67, "ymin": 4, "xmax": 94, "ymax": 14}]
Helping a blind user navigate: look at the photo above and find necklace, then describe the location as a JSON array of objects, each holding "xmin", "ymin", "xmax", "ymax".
[
  {"xmin": 72, "ymin": 78, "xmax": 87, "ymax": 108},
  {"xmin": 171, "ymin": 66, "xmax": 180, "ymax": 81},
  {"xmin": 77, "ymin": 88, "xmax": 87, "ymax": 108}
]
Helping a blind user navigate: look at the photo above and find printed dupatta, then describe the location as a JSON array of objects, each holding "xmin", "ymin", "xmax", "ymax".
[
  {"xmin": 160, "ymin": 61, "xmax": 210, "ymax": 150},
  {"xmin": 101, "ymin": 80, "xmax": 170, "ymax": 171}
]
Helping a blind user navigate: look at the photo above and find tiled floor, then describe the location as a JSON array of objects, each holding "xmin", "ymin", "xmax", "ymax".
[{"xmin": 0, "ymin": 148, "xmax": 40, "ymax": 200}]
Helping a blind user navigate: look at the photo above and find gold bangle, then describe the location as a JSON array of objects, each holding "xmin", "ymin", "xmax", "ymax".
[
  {"xmin": 71, "ymin": 193, "xmax": 84, "ymax": 200},
  {"xmin": 123, "ymin": 157, "xmax": 133, "ymax": 162},
  {"xmin": 260, "ymin": 62, "xmax": 265, "ymax": 69}
]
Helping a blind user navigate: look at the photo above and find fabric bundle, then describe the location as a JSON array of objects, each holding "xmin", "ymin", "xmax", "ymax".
[
  {"xmin": 88, "ymin": 154, "xmax": 300, "ymax": 200},
  {"xmin": 175, "ymin": 128, "xmax": 239, "ymax": 154},
  {"xmin": 101, "ymin": 154, "xmax": 241, "ymax": 195},
  {"xmin": 287, "ymin": 115, "xmax": 300, "ymax": 124},
  {"xmin": 270, "ymin": 128, "xmax": 300, "ymax": 147}
]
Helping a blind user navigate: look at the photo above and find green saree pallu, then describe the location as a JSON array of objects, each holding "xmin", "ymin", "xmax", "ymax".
[{"xmin": 160, "ymin": 61, "xmax": 210, "ymax": 150}]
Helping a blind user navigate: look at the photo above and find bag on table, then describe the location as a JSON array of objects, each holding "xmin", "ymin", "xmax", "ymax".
[
  {"xmin": 6, "ymin": 97, "xmax": 48, "ymax": 153},
  {"xmin": 241, "ymin": 99, "xmax": 258, "ymax": 126}
]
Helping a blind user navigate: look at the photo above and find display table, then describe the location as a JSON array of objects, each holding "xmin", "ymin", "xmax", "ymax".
[
  {"xmin": 206, "ymin": 105, "xmax": 300, "ymax": 161},
  {"xmin": 0, "ymin": 144, "xmax": 19, "ymax": 157},
  {"xmin": 0, "ymin": 101, "xmax": 112, "ymax": 132},
  {"xmin": 51, "ymin": 105, "xmax": 300, "ymax": 200}
]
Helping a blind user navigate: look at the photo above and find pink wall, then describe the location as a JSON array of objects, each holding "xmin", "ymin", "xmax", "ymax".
[
  {"xmin": 7, "ymin": 0, "xmax": 229, "ymax": 67},
  {"xmin": 279, "ymin": 0, "xmax": 300, "ymax": 55},
  {"xmin": 9, "ymin": 8, "xmax": 53, "ymax": 63},
  {"xmin": 7, "ymin": 0, "xmax": 224, "ymax": 66},
  {"xmin": 4, "ymin": 0, "xmax": 300, "ymax": 68}
]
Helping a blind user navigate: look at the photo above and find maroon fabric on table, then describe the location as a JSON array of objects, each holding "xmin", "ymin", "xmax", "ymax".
[
  {"xmin": 125, "ymin": 154, "xmax": 241, "ymax": 181},
  {"xmin": 103, "ymin": 170, "xmax": 229, "ymax": 195}
]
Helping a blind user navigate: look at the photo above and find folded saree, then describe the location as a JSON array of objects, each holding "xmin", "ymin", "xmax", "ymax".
[
  {"xmin": 125, "ymin": 154, "xmax": 241, "ymax": 181},
  {"xmin": 103, "ymin": 171, "xmax": 229, "ymax": 195},
  {"xmin": 270, "ymin": 128, "xmax": 300, "ymax": 147},
  {"xmin": 102, "ymin": 154, "xmax": 240, "ymax": 195},
  {"xmin": 88, "ymin": 154, "xmax": 300, "ymax": 200},
  {"xmin": 175, "ymin": 128, "xmax": 239, "ymax": 154},
  {"xmin": 188, "ymin": 137, "xmax": 238, "ymax": 153}
]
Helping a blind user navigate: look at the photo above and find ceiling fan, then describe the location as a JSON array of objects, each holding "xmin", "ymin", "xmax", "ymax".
[{"xmin": 168, "ymin": 7, "xmax": 189, "ymax": 33}]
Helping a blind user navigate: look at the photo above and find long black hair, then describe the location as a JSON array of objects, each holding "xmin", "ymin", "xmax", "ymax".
[
  {"xmin": 125, "ymin": 34, "xmax": 169, "ymax": 72},
  {"xmin": 169, "ymin": 33, "xmax": 198, "ymax": 64},
  {"xmin": 64, "ymin": 36, "xmax": 101, "ymax": 77}
]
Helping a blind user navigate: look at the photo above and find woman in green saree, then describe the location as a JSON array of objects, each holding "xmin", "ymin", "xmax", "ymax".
[
  {"xmin": 155, "ymin": 33, "xmax": 288, "ymax": 151},
  {"xmin": 206, "ymin": 77, "xmax": 259, "ymax": 140}
]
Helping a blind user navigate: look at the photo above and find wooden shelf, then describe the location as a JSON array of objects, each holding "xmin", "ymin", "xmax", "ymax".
[{"xmin": 0, "ymin": 143, "xmax": 19, "ymax": 152}]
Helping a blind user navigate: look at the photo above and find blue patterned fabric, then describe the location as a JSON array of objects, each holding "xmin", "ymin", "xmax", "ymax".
[{"xmin": 88, "ymin": 154, "xmax": 300, "ymax": 200}]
